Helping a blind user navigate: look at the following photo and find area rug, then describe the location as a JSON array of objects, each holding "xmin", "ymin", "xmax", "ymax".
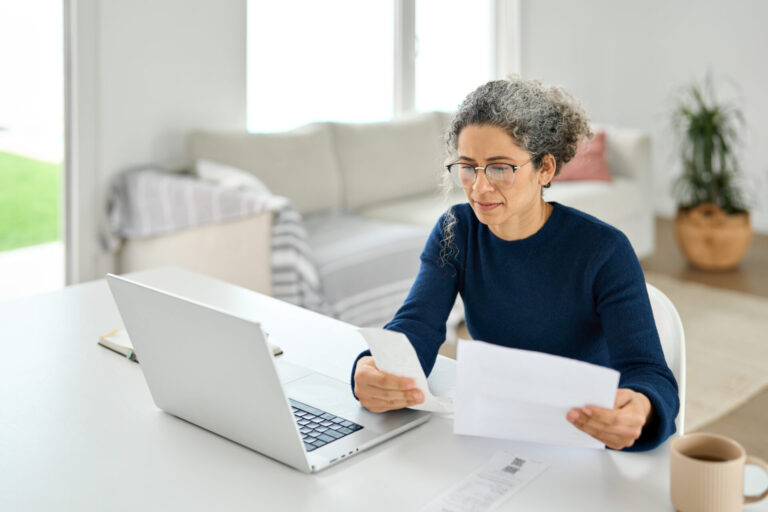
[
  {"xmin": 644, "ymin": 272, "xmax": 768, "ymax": 432},
  {"xmin": 693, "ymin": 382, "xmax": 768, "ymax": 461}
]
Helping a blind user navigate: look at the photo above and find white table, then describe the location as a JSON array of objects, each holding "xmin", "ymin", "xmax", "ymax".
[{"xmin": 1, "ymin": 267, "xmax": 766, "ymax": 511}]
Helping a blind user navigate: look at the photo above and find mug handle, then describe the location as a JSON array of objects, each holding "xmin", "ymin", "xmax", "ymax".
[{"xmin": 744, "ymin": 455, "xmax": 768, "ymax": 504}]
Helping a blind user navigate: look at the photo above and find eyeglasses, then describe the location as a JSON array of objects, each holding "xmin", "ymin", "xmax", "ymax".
[{"xmin": 445, "ymin": 159, "xmax": 532, "ymax": 190}]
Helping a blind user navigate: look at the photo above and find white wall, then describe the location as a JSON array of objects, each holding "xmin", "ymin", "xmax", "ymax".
[
  {"xmin": 518, "ymin": 0, "xmax": 768, "ymax": 233},
  {"xmin": 65, "ymin": 0, "xmax": 765, "ymax": 284},
  {"xmin": 67, "ymin": 0, "xmax": 246, "ymax": 283}
]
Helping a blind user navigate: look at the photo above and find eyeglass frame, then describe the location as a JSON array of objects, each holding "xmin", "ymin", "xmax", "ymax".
[{"xmin": 445, "ymin": 159, "xmax": 534, "ymax": 190}]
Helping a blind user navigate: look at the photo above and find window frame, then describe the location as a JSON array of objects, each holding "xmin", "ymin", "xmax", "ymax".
[
  {"xmin": 393, "ymin": 0, "xmax": 521, "ymax": 117},
  {"xmin": 244, "ymin": 0, "xmax": 521, "ymax": 128}
]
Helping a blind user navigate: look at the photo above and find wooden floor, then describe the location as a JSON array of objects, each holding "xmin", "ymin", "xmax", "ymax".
[
  {"xmin": 642, "ymin": 218, "xmax": 768, "ymax": 459},
  {"xmin": 445, "ymin": 217, "xmax": 768, "ymax": 455},
  {"xmin": 641, "ymin": 218, "xmax": 768, "ymax": 298}
]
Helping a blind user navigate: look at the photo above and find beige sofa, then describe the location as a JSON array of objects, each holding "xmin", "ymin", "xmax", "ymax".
[{"xmin": 117, "ymin": 112, "xmax": 654, "ymax": 310}]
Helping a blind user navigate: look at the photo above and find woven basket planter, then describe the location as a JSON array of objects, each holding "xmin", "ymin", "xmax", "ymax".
[{"xmin": 674, "ymin": 203, "xmax": 752, "ymax": 271}]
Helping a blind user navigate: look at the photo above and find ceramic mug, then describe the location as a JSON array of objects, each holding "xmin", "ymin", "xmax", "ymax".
[{"xmin": 670, "ymin": 433, "xmax": 768, "ymax": 512}]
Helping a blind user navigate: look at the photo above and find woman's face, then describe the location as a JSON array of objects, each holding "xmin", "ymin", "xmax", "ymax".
[{"xmin": 456, "ymin": 124, "xmax": 554, "ymax": 238}]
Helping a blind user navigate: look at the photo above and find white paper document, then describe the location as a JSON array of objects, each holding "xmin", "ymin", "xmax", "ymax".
[
  {"xmin": 359, "ymin": 328, "xmax": 453, "ymax": 413},
  {"xmin": 420, "ymin": 451, "xmax": 548, "ymax": 512},
  {"xmin": 454, "ymin": 340, "xmax": 620, "ymax": 449}
]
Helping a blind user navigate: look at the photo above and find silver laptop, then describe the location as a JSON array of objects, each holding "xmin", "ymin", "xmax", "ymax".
[{"xmin": 106, "ymin": 273, "xmax": 430, "ymax": 473}]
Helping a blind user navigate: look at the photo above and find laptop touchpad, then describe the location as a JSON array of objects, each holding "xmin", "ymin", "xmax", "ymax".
[{"xmin": 274, "ymin": 360, "xmax": 314, "ymax": 384}]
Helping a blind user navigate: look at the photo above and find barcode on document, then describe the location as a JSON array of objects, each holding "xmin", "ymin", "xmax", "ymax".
[{"xmin": 502, "ymin": 458, "xmax": 526, "ymax": 475}]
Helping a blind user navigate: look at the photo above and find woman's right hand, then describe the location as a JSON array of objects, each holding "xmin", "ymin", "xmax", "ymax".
[{"xmin": 353, "ymin": 356, "xmax": 424, "ymax": 413}]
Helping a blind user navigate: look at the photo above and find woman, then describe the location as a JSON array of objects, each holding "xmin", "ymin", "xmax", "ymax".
[{"xmin": 351, "ymin": 77, "xmax": 678, "ymax": 451}]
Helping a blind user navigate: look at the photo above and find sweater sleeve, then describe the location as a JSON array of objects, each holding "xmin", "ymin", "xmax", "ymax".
[
  {"xmin": 350, "ymin": 212, "xmax": 461, "ymax": 396},
  {"xmin": 593, "ymin": 232, "xmax": 679, "ymax": 451}
]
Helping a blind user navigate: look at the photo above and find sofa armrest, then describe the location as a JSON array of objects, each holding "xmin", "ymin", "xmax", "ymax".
[{"xmin": 117, "ymin": 212, "xmax": 273, "ymax": 295}]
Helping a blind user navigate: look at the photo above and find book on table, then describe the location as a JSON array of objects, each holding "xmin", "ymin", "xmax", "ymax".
[{"xmin": 97, "ymin": 328, "xmax": 283, "ymax": 363}]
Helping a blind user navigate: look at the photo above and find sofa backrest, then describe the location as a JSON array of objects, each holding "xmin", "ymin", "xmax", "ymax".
[
  {"xmin": 187, "ymin": 123, "xmax": 343, "ymax": 214},
  {"xmin": 329, "ymin": 111, "xmax": 448, "ymax": 211},
  {"xmin": 187, "ymin": 115, "xmax": 648, "ymax": 216}
]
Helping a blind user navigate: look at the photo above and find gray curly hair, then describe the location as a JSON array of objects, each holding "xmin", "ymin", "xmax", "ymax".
[
  {"xmin": 446, "ymin": 76, "xmax": 593, "ymax": 178},
  {"xmin": 439, "ymin": 76, "xmax": 593, "ymax": 267}
]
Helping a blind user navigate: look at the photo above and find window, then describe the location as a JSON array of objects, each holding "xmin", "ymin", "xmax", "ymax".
[
  {"xmin": 0, "ymin": 0, "xmax": 65, "ymax": 299},
  {"xmin": 415, "ymin": 0, "xmax": 492, "ymax": 112},
  {"xmin": 247, "ymin": 1, "xmax": 394, "ymax": 132},
  {"xmin": 247, "ymin": 0, "xmax": 497, "ymax": 132}
]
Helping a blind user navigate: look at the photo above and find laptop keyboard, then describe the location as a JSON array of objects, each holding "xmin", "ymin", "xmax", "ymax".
[{"xmin": 290, "ymin": 399, "xmax": 363, "ymax": 452}]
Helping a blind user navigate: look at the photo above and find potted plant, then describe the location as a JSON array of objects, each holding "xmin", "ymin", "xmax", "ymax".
[{"xmin": 671, "ymin": 77, "xmax": 752, "ymax": 271}]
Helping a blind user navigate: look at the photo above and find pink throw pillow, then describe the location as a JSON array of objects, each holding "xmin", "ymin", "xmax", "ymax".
[{"xmin": 553, "ymin": 130, "xmax": 612, "ymax": 182}]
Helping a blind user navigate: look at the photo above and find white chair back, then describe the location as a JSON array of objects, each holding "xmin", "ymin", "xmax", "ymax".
[{"xmin": 646, "ymin": 283, "xmax": 686, "ymax": 434}]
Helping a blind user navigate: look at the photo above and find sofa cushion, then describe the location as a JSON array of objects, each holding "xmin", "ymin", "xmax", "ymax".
[
  {"xmin": 195, "ymin": 159, "xmax": 272, "ymax": 194},
  {"xmin": 357, "ymin": 188, "xmax": 465, "ymax": 229},
  {"xmin": 303, "ymin": 211, "xmax": 430, "ymax": 327},
  {"xmin": 361, "ymin": 178, "xmax": 645, "ymax": 237},
  {"xmin": 187, "ymin": 124, "xmax": 342, "ymax": 214},
  {"xmin": 330, "ymin": 112, "xmax": 447, "ymax": 211},
  {"xmin": 544, "ymin": 177, "xmax": 648, "ymax": 226},
  {"xmin": 554, "ymin": 130, "xmax": 612, "ymax": 182},
  {"xmin": 604, "ymin": 128, "xmax": 651, "ymax": 184},
  {"xmin": 436, "ymin": 110, "xmax": 455, "ymax": 134}
]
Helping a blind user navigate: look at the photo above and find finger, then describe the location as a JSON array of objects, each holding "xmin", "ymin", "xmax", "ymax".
[
  {"xmin": 357, "ymin": 356, "xmax": 421, "ymax": 390},
  {"xmin": 356, "ymin": 364, "xmax": 413, "ymax": 391},
  {"xmin": 363, "ymin": 367, "xmax": 418, "ymax": 391},
  {"xmin": 360, "ymin": 391, "xmax": 423, "ymax": 413},
  {"xmin": 568, "ymin": 415, "xmax": 611, "ymax": 444},
  {"xmin": 568, "ymin": 409, "xmax": 644, "ymax": 440},
  {"xmin": 568, "ymin": 406, "xmax": 619, "ymax": 432},
  {"xmin": 568, "ymin": 414, "xmax": 637, "ymax": 449},
  {"xmin": 583, "ymin": 402, "xmax": 646, "ymax": 430},
  {"xmin": 601, "ymin": 434, "xmax": 636, "ymax": 450},
  {"xmin": 354, "ymin": 375, "xmax": 424, "ymax": 404},
  {"xmin": 581, "ymin": 406, "xmax": 623, "ymax": 430},
  {"xmin": 362, "ymin": 396, "xmax": 409, "ymax": 412},
  {"xmin": 361, "ymin": 400, "xmax": 401, "ymax": 413},
  {"xmin": 568, "ymin": 408, "xmax": 611, "ymax": 432},
  {"xmin": 361, "ymin": 385, "xmax": 423, "ymax": 404},
  {"xmin": 579, "ymin": 408, "xmax": 645, "ymax": 435},
  {"xmin": 358, "ymin": 355, "xmax": 377, "ymax": 368}
]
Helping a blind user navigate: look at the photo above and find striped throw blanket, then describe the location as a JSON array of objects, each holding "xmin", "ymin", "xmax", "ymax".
[
  {"xmin": 103, "ymin": 168, "xmax": 329, "ymax": 313},
  {"xmin": 302, "ymin": 210, "xmax": 465, "ymax": 337}
]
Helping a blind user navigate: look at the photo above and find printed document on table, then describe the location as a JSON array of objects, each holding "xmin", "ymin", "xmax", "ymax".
[
  {"xmin": 420, "ymin": 451, "xmax": 548, "ymax": 512},
  {"xmin": 454, "ymin": 340, "xmax": 620, "ymax": 449},
  {"xmin": 359, "ymin": 328, "xmax": 453, "ymax": 413}
]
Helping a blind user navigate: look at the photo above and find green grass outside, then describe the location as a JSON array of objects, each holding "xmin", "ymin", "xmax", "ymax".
[{"xmin": 0, "ymin": 151, "xmax": 61, "ymax": 252}]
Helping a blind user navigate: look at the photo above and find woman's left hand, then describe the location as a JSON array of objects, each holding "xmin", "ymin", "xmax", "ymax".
[{"xmin": 567, "ymin": 388, "xmax": 653, "ymax": 450}]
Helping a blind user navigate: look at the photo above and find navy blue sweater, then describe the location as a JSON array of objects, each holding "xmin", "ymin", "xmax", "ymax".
[{"xmin": 352, "ymin": 202, "xmax": 678, "ymax": 451}]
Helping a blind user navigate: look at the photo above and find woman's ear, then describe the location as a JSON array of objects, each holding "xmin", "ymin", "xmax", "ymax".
[{"xmin": 538, "ymin": 154, "xmax": 557, "ymax": 186}]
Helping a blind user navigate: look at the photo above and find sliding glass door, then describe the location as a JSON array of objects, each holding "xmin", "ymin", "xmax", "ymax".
[{"xmin": 0, "ymin": 0, "xmax": 65, "ymax": 300}]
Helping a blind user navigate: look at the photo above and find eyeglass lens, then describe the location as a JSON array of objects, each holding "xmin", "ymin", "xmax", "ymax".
[{"xmin": 450, "ymin": 164, "xmax": 516, "ymax": 189}]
